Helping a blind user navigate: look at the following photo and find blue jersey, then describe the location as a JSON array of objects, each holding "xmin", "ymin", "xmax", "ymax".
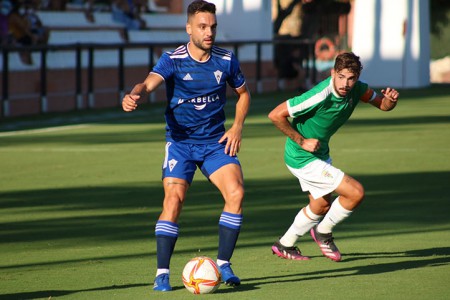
[{"xmin": 151, "ymin": 44, "xmax": 246, "ymax": 144}]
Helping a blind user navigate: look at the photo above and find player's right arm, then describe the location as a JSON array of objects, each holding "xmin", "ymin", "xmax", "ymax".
[
  {"xmin": 268, "ymin": 101, "xmax": 320, "ymax": 153},
  {"xmin": 122, "ymin": 73, "xmax": 164, "ymax": 112}
]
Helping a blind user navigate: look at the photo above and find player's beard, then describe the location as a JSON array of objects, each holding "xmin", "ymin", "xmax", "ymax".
[
  {"xmin": 192, "ymin": 36, "xmax": 215, "ymax": 52},
  {"xmin": 333, "ymin": 81, "xmax": 350, "ymax": 97},
  {"xmin": 337, "ymin": 87, "xmax": 350, "ymax": 97}
]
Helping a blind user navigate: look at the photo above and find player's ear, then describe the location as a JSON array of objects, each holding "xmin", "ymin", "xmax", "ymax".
[
  {"xmin": 331, "ymin": 68, "xmax": 335, "ymax": 78},
  {"xmin": 186, "ymin": 23, "xmax": 192, "ymax": 35}
]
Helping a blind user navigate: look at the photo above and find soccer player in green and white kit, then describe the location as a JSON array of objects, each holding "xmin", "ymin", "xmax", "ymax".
[{"xmin": 269, "ymin": 52, "xmax": 399, "ymax": 261}]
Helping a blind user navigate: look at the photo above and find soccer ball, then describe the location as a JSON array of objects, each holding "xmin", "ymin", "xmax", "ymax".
[{"xmin": 182, "ymin": 256, "xmax": 221, "ymax": 294}]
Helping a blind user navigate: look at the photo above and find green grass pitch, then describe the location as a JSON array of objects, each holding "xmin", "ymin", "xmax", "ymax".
[{"xmin": 0, "ymin": 85, "xmax": 449, "ymax": 299}]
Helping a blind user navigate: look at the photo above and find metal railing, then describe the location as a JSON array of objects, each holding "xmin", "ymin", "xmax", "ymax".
[{"xmin": 1, "ymin": 39, "xmax": 316, "ymax": 118}]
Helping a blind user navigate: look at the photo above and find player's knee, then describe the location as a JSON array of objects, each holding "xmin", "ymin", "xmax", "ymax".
[
  {"xmin": 351, "ymin": 182, "xmax": 365, "ymax": 205},
  {"xmin": 310, "ymin": 202, "xmax": 331, "ymax": 215},
  {"xmin": 231, "ymin": 185, "xmax": 245, "ymax": 202},
  {"xmin": 162, "ymin": 195, "xmax": 184, "ymax": 214},
  {"xmin": 320, "ymin": 205, "xmax": 331, "ymax": 215},
  {"xmin": 224, "ymin": 184, "xmax": 244, "ymax": 207}
]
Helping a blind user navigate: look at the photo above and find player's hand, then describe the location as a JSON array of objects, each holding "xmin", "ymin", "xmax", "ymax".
[
  {"xmin": 219, "ymin": 126, "xmax": 242, "ymax": 156},
  {"xmin": 381, "ymin": 87, "xmax": 399, "ymax": 103},
  {"xmin": 380, "ymin": 87, "xmax": 399, "ymax": 111},
  {"xmin": 300, "ymin": 138, "xmax": 320, "ymax": 153},
  {"xmin": 122, "ymin": 94, "xmax": 140, "ymax": 112}
]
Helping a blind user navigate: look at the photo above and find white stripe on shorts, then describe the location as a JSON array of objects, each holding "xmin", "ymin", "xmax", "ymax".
[{"xmin": 163, "ymin": 142, "xmax": 172, "ymax": 169}]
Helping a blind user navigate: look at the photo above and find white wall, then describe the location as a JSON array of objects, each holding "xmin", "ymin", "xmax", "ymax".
[
  {"xmin": 182, "ymin": 0, "xmax": 271, "ymax": 40},
  {"xmin": 352, "ymin": 0, "xmax": 430, "ymax": 88},
  {"xmin": 214, "ymin": 0, "xmax": 272, "ymax": 41},
  {"xmin": 183, "ymin": 0, "xmax": 273, "ymax": 61}
]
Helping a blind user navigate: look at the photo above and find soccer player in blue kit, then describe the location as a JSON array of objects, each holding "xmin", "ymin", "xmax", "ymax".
[{"xmin": 122, "ymin": 0, "xmax": 251, "ymax": 292}]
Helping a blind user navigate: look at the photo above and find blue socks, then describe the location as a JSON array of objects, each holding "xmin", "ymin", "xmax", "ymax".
[
  {"xmin": 154, "ymin": 212, "xmax": 243, "ymax": 269},
  {"xmin": 218, "ymin": 212, "xmax": 243, "ymax": 261},
  {"xmin": 155, "ymin": 221, "xmax": 178, "ymax": 269}
]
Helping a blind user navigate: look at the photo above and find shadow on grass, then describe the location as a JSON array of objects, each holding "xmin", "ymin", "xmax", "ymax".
[
  {"xmin": 0, "ymin": 283, "xmax": 149, "ymax": 300},
  {"xmin": 2, "ymin": 247, "xmax": 447, "ymax": 299},
  {"xmin": 241, "ymin": 248, "xmax": 450, "ymax": 288},
  {"xmin": 344, "ymin": 246, "xmax": 450, "ymax": 261},
  {"xmin": 1, "ymin": 170, "xmax": 449, "ymax": 297},
  {"xmin": 1, "ymin": 113, "xmax": 448, "ymax": 148},
  {"xmin": 1, "ymin": 84, "xmax": 449, "ymax": 133},
  {"xmin": 1, "ymin": 171, "xmax": 449, "ymax": 250},
  {"xmin": 0, "ymin": 280, "xmax": 259, "ymax": 300}
]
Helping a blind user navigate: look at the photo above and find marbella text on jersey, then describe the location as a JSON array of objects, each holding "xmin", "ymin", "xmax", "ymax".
[{"xmin": 177, "ymin": 93, "xmax": 220, "ymax": 106}]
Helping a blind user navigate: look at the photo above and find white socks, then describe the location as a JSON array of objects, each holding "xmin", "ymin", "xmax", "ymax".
[
  {"xmin": 279, "ymin": 198, "xmax": 354, "ymax": 247},
  {"xmin": 279, "ymin": 205, "xmax": 322, "ymax": 247},
  {"xmin": 156, "ymin": 268, "xmax": 170, "ymax": 276},
  {"xmin": 317, "ymin": 197, "xmax": 352, "ymax": 234},
  {"xmin": 216, "ymin": 259, "xmax": 228, "ymax": 267}
]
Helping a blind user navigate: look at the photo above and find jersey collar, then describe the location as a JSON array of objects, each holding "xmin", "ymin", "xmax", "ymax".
[{"xmin": 186, "ymin": 42, "xmax": 211, "ymax": 63}]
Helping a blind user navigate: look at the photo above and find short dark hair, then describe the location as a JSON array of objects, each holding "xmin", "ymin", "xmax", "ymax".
[
  {"xmin": 187, "ymin": 0, "xmax": 216, "ymax": 19},
  {"xmin": 334, "ymin": 52, "xmax": 363, "ymax": 77}
]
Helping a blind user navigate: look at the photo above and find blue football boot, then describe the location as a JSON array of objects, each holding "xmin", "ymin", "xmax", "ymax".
[
  {"xmin": 153, "ymin": 273, "xmax": 172, "ymax": 291},
  {"xmin": 219, "ymin": 263, "xmax": 241, "ymax": 287}
]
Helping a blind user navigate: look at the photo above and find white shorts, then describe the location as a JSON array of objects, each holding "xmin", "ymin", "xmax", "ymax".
[{"xmin": 286, "ymin": 158, "xmax": 345, "ymax": 199}]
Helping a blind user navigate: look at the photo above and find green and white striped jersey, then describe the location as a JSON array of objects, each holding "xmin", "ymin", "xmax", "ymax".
[{"xmin": 284, "ymin": 76, "xmax": 372, "ymax": 168}]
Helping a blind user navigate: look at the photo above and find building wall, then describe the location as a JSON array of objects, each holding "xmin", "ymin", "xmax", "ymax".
[{"xmin": 352, "ymin": 0, "xmax": 430, "ymax": 88}]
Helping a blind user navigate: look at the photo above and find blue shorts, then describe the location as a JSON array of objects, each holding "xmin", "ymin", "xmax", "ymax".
[{"xmin": 162, "ymin": 141, "xmax": 241, "ymax": 184}]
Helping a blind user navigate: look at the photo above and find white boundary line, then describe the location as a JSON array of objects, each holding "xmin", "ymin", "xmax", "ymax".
[{"xmin": 0, "ymin": 124, "xmax": 90, "ymax": 137}]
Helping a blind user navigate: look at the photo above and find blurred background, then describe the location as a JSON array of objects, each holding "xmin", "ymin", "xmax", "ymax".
[{"xmin": 0, "ymin": 0, "xmax": 448, "ymax": 118}]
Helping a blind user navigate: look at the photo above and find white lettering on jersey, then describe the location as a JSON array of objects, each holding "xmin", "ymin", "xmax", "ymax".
[
  {"xmin": 177, "ymin": 94, "xmax": 220, "ymax": 110},
  {"xmin": 214, "ymin": 70, "xmax": 223, "ymax": 84}
]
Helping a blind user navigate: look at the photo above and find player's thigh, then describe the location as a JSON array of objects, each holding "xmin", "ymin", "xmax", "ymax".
[
  {"xmin": 163, "ymin": 177, "xmax": 189, "ymax": 202},
  {"xmin": 203, "ymin": 143, "xmax": 243, "ymax": 187},
  {"xmin": 161, "ymin": 177, "xmax": 189, "ymax": 221},
  {"xmin": 209, "ymin": 163, "xmax": 244, "ymax": 194},
  {"xmin": 209, "ymin": 163, "xmax": 244, "ymax": 214},
  {"xmin": 200, "ymin": 142, "xmax": 241, "ymax": 179},
  {"xmin": 334, "ymin": 174, "xmax": 364, "ymax": 201}
]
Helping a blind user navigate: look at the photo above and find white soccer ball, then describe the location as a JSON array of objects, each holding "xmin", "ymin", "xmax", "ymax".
[{"xmin": 182, "ymin": 256, "xmax": 221, "ymax": 294}]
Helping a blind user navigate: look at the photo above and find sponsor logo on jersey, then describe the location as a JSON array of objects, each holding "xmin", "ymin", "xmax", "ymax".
[
  {"xmin": 193, "ymin": 104, "xmax": 206, "ymax": 110},
  {"xmin": 183, "ymin": 73, "xmax": 193, "ymax": 81},
  {"xmin": 177, "ymin": 93, "xmax": 220, "ymax": 110}
]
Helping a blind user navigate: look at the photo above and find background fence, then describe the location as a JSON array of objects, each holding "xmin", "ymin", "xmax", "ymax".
[{"xmin": 1, "ymin": 39, "xmax": 317, "ymax": 118}]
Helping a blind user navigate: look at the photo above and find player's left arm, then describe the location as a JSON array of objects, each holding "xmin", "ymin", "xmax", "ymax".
[
  {"xmin": 362, "ymin": 87, "xmax": 399, "ymax": 111},
  {"xmin": 219, "ymin": 84, "xmax": 251, "ymax": 156}
]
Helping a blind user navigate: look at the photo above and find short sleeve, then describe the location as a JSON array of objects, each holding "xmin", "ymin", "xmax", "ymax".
[
  {"xmin": 151, "ymin": 52, "xmax": 174, "ymax": 81},
  {"xmin": 227, "ymin": 53, "xmax": 246, "ymax": 89}
]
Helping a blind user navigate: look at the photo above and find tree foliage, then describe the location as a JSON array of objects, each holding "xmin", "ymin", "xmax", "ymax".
[{"xmin": 430, "ymin": 0, "xmax": 450, "ymax": 36}]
